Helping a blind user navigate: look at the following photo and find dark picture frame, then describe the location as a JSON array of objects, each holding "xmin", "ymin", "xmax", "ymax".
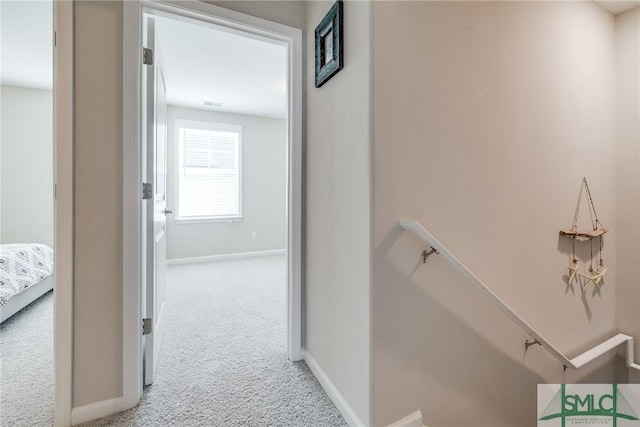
[{"xmin": 314, "ymin": 0, "xmax": 343, "ymax": 88}]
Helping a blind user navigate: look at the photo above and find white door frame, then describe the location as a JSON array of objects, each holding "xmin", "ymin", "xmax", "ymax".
[
  {"xmin": 53, "ymin": 2, "xmax": 74, "ymax": 425},
  {"xmin": 122, "ymin": 0, "xmax": 304, "ymax": 409}
]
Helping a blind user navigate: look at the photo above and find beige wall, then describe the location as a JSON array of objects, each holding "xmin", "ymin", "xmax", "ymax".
[
  {"xmin": 166, "ymin": 106, "xmax": 286, "ymax": 260},
  {"xmin": 615, "ymin": 6, "xmax": 640, "ymax": 384},
  {"xmin": 1, "ymin": 85, "xmax": 53, "ymax": 247},
  {"xmin": 372, "ymin": 2, "xmax": 618, "ymax": 425},
  {"xmin": 304, "ymin": 1, "xmax": 372, "ymax": 424},
  {"xmin": 68, "ymin": 0, "xmax": 638, "ymax": 423},
  {"xmin": 73, "ymin": 0, "xmax": 123, "ymax": 408}
]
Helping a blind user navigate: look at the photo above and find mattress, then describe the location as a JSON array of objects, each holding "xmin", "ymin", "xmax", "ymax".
[{"xmin": 0, "ymin": 244, "xmax": 54, "ymax": 306}]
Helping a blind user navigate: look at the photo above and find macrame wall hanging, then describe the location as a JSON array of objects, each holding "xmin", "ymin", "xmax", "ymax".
[{"xmin": 559, "ymin": 178, "xmax": 608, "ymax": 291}]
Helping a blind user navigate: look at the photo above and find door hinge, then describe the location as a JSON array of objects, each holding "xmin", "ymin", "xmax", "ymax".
[
  {"xmin": 143, "ymin": 183, "xmax": 153, "ymax": 200},
  {"xmin": 143, "ymin": 318, "xmax": 152, "ymax": 335},
  {"xmin": 143, "ymin": 48, "xmax": 153, "ymax": 65}
]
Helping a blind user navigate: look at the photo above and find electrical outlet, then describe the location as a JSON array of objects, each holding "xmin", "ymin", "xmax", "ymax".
[{"xmin": 251, "ymin": 232, "xmax": 257, "ymax": 240}]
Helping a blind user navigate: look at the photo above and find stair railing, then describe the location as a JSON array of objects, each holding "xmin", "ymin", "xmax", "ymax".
[{"xmin": 399, "ymin": 218, "xmax": 640, "ymax": 372}]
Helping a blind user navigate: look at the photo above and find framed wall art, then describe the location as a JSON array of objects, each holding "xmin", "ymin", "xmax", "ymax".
[{"xmin": 314, "ymin": 0, "xmax": 343, "ymax": 88}]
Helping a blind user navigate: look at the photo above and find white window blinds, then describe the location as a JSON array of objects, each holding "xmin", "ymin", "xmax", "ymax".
[{"xmin": 177, "ymin": 122, "xmax": 242, "ymax": 220}]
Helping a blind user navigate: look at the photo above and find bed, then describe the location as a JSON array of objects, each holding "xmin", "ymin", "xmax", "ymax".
[{"xmin": 0, "ymin": 244, "xmax": 54, "ymax": 323}]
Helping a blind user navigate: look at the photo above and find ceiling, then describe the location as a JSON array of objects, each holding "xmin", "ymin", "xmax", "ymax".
[
  {"xmin": 1, "ymin": 0, "xmax": 53, "ymax": 90},
  {"xmin": 594, "ymin": 0, "xmax": 640, "ymax": 14},
  {"xmin": 154, "ymin": 15, "xmax": 287, "ymax": 119}
]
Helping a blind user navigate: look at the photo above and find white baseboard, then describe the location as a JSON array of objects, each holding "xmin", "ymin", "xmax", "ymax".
[
  {"xmin": 304, "ymin": 351, "xmax": 366, "ymax": 427},
  {"xmin": 167, "ymin": 249, "xmax": 286, "ymax": 265},
  {"xmin": 387, "ymin": 410, "xmax": 424, "ymax": 427},
  {"xmin": 71, "ymin": 396, "xmax": 124, "ymax": 425}
]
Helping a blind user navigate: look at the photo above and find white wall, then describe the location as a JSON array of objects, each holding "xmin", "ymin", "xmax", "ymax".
[
  {"xmin": 166, "ymin": 106, "xmax": 286, "ymax": 260},
  {"xmin": 0, "ymin": 85, "xmax": 53, "ymax": 247},
  {"xmin": 614, "ymin": 6, "xmax": 640, "ymax": 384},
  {"xmin": 372, "ymin": 2, "xmax": 618, "ymax": 425},
  {"xmin": 305, "ymin": 1, "xmax": 372, "ymax": 425}
]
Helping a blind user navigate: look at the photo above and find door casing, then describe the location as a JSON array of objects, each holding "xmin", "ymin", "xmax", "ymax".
[{"xmin": 122, "ymin": 0, "xmax": 304, "ymax": 410}]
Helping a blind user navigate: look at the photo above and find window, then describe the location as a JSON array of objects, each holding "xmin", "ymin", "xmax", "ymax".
[{"xmin": 176, "ymin": 120, "xmax": 242, "ymax": 222}]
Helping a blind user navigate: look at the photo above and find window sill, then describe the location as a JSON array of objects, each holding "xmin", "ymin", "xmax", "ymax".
[{"xmin": 175, "ymin": 216, "xmax": 243, "ymax": 225}]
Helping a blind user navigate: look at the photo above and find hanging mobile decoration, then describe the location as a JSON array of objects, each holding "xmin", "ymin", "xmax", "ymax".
[{"xmin": 559, "ymin": 178, "xmax": 608, "ymax": 291}]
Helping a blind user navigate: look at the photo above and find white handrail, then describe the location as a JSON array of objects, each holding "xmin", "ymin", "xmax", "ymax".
[{"xmin": 399, "ymin": 218, "xmax": 640, "ymax": 372}]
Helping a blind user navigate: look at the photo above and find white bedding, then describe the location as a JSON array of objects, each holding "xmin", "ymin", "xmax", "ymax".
[{"xmin": 0, "ymin": 244, "xmax": 54, "ymax": 306}]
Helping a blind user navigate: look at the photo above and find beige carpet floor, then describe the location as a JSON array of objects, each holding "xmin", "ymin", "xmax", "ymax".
[
  {"xmin": 80, "ymin": 255, "xmax": 345, "ymax": 427},
  {"xmin": 0, "ymin": 290, "xmax": 54, "ymax": 426}
]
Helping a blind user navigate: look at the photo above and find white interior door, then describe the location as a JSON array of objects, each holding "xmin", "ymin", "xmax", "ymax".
[{"xmin": 143, "ymin": 15, "xmax": 168, "ymax": 386}]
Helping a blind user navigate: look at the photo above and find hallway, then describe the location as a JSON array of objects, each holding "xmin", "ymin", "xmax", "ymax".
[{"xmin": 82, "ymin": 255, "xmax": 345, "ymax": 426}]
